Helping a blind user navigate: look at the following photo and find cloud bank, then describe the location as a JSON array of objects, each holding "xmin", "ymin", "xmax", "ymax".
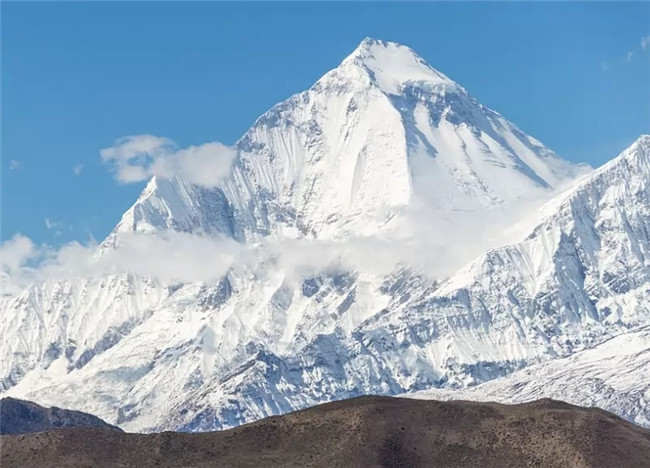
[
  {"xmin": 100, "ymin": 135, "xmax": 237, "ymax": 187},
  {"xmin": 2, "ymin": 128, "xmax": 569, "ymax": 297},
  {"xmin": 1, "ymin": 195, "xmax": 541, "ymax": 298},
  {"xmin": 0, "ymin": 232, "xmax": 240, "ymax": 295}
]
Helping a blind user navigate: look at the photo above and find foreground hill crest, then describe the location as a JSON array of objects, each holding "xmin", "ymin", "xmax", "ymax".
[{"xmin": 3, "ymin": 396, "xmax": 650, "ymax": 468}]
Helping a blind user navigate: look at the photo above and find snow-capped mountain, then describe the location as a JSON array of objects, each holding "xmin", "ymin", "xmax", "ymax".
[
  {"xmin": 407, "ymin": 325, "xmax": 650, "ymax": 428},
  {"xmin": 106, "ymin": 38, "xmax": 586, "ymax": 244},
  {"xmin": 2, "ymin": 38, "xmax": 647, "ymax": 433}
]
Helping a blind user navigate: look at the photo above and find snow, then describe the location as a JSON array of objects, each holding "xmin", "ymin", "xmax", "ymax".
[
  {"xmin": 407, "ymin": 326, "xmax": 650, "ymax": 427},
  {"xmin": 1, "ymin": 38, "xmax": 647, "ymax": 433},
  {"xmin": 106, "ymin": 37, "xmax": 589, "ymax": 244},
  {"xmin": 342, "ymin": 37, "xmax": 457, "ymax": 95}
]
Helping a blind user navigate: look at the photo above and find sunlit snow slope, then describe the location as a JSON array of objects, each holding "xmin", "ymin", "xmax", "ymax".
[
  {"xmin": 106, "ymin": 38, "xmax": 586, "ymax": 244},
  {"xmin": 407, "ymin": 326, "xmax": 650, "ymax": 428},
  {"xmin": 2, "ymin": 39, "xmax": 647, "ymax": 432}
]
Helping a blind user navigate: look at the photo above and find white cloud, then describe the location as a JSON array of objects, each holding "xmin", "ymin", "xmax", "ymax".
[
  {"xmin": 100, "ymin": 135, "xmax": 237, "ymax": 187},
  {"xmin": 44, "ymin": 218, "xmax": 59, "ymax": 230},
  {"xmin": 607, "ymin": 35, "xmax": 650, "ymax": 68},
  {"xmin": 44, "ymin": 218, "xmax": 64, "ymax": 236},
  {"xmin": 0, "ymin": 232, "xmax": 241, "ymax": 295},
  {"xmin": 0, "ymin": 168, "xmax": 563, "ymax": 297},
  {"xmin": 0, "ymin": 235, "xmax": 35, "ymax": 273},
  {"xmin": 73, "ymin": 164, "xmax": 84, "ymax": 176},
  {"xmin": 0, "ymin": 232, "xmax": 375, "ymax": 296},
  {"xmin": 0, "ymin": 235, "xmax": 38, "ymax": 295},
  {"xmin": 0, "ymin": 201, "xmax": 540, "ymax": 297},
  {"xmin": 642, "ymin": 35, "xmax": 650, "ymax": 50},
  {"xmin": 102, "ymin": 232, "xmax": 240, "ymax": 283},
  {"xmin": 9, "ymin": 160, "xmax": 21, "ymax": 170}
]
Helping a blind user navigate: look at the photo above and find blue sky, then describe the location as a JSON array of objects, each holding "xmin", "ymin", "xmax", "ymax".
[{"xmin": 2, "ymin": 2, "xmax": 649, "ymax": 245}]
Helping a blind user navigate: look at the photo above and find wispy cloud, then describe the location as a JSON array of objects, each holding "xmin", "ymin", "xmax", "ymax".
[
  {"xmin": 621, "ymin": 34, "xmax": 650, "ymax": 67},
  {"xmin": 100, "ymin": 135, "xmax": 237, "ymax": 187},
  {"xmin": 73, "ymin": 164, "xmax": 84, "ymax": 176},
  {"xmin": 44, "ymin": 218, "xmax": 64, "ymax": 237},
  {"xmin": 0, "ymin": 232, "xmax": 239, "ymax": 295},
  {"xmin": 603, "ymin": 34, "xmax": 650, "ymax": 71},
  {"xmin": 9, "ymin": 160, "xmax": 22, "ymax": 170},
  {"xmin": 1, "ymin": 189, "xmax": 549, "ymax": 298},
  {"xmin": 44, "ymin": 218, "xmax": 60, "ymax": 230}
]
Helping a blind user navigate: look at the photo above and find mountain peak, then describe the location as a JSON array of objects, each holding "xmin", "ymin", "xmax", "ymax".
[
  {"xmin": 351, "ymin": 36, "xmax": 394, "ymax": 54},
  {"xmin": 340, "ymin": 37, "xmax": 458, "ymax": 94},
  {"xmin": 104, "ymin": 37, "xmax": 588, "ymax": 245}
]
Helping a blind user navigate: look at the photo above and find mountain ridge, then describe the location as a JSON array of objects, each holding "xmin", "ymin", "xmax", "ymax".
[
  {"xmin": 1, "ymin": 39, "xmax": 646, "ymax": 435},
  {"xmin": 108, "ymin": 38, "xmax": 589, "ymax": 244}
]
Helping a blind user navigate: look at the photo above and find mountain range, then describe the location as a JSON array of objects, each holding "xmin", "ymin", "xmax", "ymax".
[{"xmin": 1, "ymin": 38, "xmax": 648, "ymax": 433}]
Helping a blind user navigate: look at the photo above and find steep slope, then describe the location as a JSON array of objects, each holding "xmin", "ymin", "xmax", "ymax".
[
  {"xmin": 107, "ymin": 38, "xmax": 587, "ymax": 243},
  {"xmin": 2, "ymin": 136, "xmax": 646, "ymax": 433},
  {"xmin": 152, "ymin": 135, "xmax": 649, "ymax": 432},
  {"xmin": 0, "ymin": 397, "xmax": 122, "ymax": 435},
  {"xmin": 0, "ymin": 274, "xmax": 167, "ymax": 392},
  {"xmin": 3, "ymin": 396, "xmax": 649, "ymax": 468},
  {"xmin": 407, "ymin": 326, "xmax": 650, "ymax": 428}
]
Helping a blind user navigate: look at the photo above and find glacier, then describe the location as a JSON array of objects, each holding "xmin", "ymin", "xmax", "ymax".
[{"xmin": 1, "ymin": 38, "xmax": 648, "ymax": 432}]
